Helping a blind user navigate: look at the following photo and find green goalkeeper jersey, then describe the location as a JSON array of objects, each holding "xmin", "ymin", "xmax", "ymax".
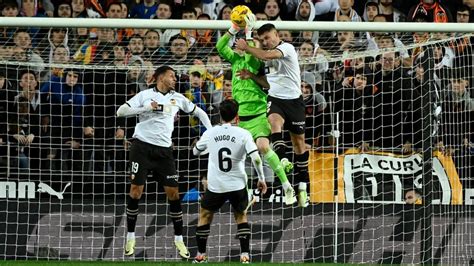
[{"xmin": 216, "ymin": 34, "xmax": 267, "ymax": 117}]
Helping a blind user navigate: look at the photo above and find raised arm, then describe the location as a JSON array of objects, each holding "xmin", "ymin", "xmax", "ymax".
[
  {"xmin": 235, "ymin": 39, "xmax": 283, "ymax": 61},
  {"xmin": 116, "ymin": 102, "xmax": 155, "ymax": 117},
  {"xmin": 192, "ymin": 106, "xmax": 212, "ymax": 130}
]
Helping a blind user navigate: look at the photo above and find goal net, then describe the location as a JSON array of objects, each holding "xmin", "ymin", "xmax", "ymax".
[{"xmin": 0, "ymin": 21, "xmax": 473, "ymax": 264}]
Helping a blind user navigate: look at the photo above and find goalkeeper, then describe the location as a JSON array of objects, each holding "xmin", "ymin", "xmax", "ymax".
[{"xmin": 215, "ymin": 13, "xmax": 296, "ymax": 205}]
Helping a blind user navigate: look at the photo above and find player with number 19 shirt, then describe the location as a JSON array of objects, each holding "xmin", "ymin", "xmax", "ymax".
[{"xmin": 116, "ymin": 66, "xmax": 212, "ymax": 259}]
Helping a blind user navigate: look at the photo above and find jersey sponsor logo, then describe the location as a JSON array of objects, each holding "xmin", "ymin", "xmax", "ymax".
[
  {"xmin": 166, "ymin": 175, "xmax": 179, "ymax": 181},
  {"xmin": 267, "ymin": 101, "xmax": 272, "ymax": 113}
]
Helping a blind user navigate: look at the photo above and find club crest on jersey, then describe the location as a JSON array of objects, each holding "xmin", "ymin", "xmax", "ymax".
[{"xmin": 170, "ymin": 99, "xmax": 176, "ymax": 105}]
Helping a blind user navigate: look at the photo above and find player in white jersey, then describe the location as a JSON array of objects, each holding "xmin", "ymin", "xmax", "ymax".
[
  {"xmin": 116, "ymin": 66, "xmax": 212, "ymax": 258},
  {"xmin": 236, "ymin": 23, "xmax": 310, "ymax": 207},
  {"xmin": 192, "ymin": 99, "xmax": 267, "ymax": 264}
]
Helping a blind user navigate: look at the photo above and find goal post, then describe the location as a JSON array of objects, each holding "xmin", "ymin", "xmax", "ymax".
[{"xmin": 0, "ymin": 18, "xmax": 472, "ymax": 264}]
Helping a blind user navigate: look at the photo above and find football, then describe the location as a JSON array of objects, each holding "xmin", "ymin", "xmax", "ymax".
[{"xmin": 230, "ymin": 5, "xmax": 252, "ymax": 28}]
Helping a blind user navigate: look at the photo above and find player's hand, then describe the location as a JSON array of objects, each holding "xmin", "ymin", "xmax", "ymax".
[
  {"xmin": 84, "ymin": 126, "xmax": 94, "ymax": 137},
  {"xmin": 257, "ymin": 180, "xmax": 267, "ymax": 195},
  {"xmin": 115, "ymin": 128, "xmax": 125, "ymax": 139},
  {"xmin": 244, "ymin": 13, "xmax": 256, "ymax": 33},
  {"xmin": 235, "ymin": 39, "xmax": 248, "ymax": 51},
  {"xmin": 237, "ymin": 69, "xmax": 253, "ymax": 80},
  {"xmin": 26, "ymin": 134, "xmax": 35, "ymax": 145},
  {"xmin": 228, "ymin": 22, "xmax": 240, "ymax": 35},
  {"xmin": 148, "ymin": 100, "xmax": 159, "ymax": 111}
]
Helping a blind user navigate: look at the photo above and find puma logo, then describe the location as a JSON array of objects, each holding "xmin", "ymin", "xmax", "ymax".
[{"xmin": 37, "ymin": 182, "xmax": 71, "ymax": 200}]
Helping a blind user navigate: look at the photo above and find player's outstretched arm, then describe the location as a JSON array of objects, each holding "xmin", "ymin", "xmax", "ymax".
[
  {"xmin": 249, "ymin": 151, "xmax": 267, "ymax": 194},
  {"xmin": 193, "ymin": 131, "xmax": 209, "ymax": 156},
  {"xmin": 116, "ymin": 102, "xmax": 156, "ymax": 117},
  {"xmin": 192, "ymin": 106, "xmax": 213, "ymax": 130},
  {"xmin": 235, "ymin": 39, "xmax": 283, "ymax": 61}
]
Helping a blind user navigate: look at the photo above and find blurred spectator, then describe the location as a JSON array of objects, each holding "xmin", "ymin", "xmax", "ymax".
[
  {"xmin": 362, "ymin": 0, "xmax": 378, "ymax": 22},
  {"xmin": 444, "ymin": 69, "xmax": 474, "ymax": 112},
  {"xmin": 127, "ymin": 34, "xmax": 145, "ymax": 58},
  {"xmin": 301, "ymin": 72, "xmax": 327, "ymax": 148},
  {"xmin": 42, "ymin": 45, "xmax": 71, "ymax": 82},
  {"xmin": 278, "ymin": 30, "xmax": 294, "ymax": 43},
  {"xmin": 12, "ymin": 70, "xmax": 45, "ymax": 168},
  {"xmin": 151, "ymin": 2, "xmax": 181, "ymax": 47},
  {"xmin": 255, "ymin": 11, "xmax": 269, "ymax": 21},
  {"xmin": 0, "ymin": 69, "xmax": 15, "ymax": 155},
  {"xmin": 9, "ymin": 39, "xmax": 44, "ymax": 79},
  {"xmin": 408, "ymin": 0, "xmax": 453, "ymax": 22},
  {"xmin": 378, "ymin": 0, "xmax": 406, "ymax": 22},
  {"xmin": 120, "ymin": 2, "xmax": 128, "ymax": 18},
  {"xmin": 264, "ymin": 0, "xmax": 283, "ymax": 21},
  {"xmin": 71, "ymin": 0, "xmax": 100, "ymax": 18},
  {"xmin": 143, "ymin": 29, "xmax": 164, "ymax": 61},
  {"xmin": 315, "ymin": 0, "xmax": 361, "ymax": 22},
  {"xmin": 8, "ymin": 98, "xmax": 37, "ymax": 169},
  {"xmin": 105, "ymin": 2, "xmax": 133, "ymax": 42},
  {"xmin": 463, "ymin": 0, "xmax": 474, "ymax": 22},
  {"xmin": 163, "ymin": 34, "xmax": 193, "ymax": 65},
  {"xmin": 40, "ymin": 68, "xmax": 87, "ymax": 171},
  {"xmin": 295, "ymin": 0, "xmax": 316, "ymax": 22},
  {"xmin": 439, "ymin": 68, "xmax": 474, "ymax": 184},
  {"xmin": 54, "ymin": 0, "xmax": 72, "ymax": 17},
  {"xmin": 204, "ymin": 53, "xmax": 223, "ymax": 93},
  {"xmin": 372, "ymin": 51, "xmax": 411, "ymax": 149},
  {"xmin": 129, "ymin": 0, "xmax": 156, "ymax": 18},
  {"xmin": 39, "ymin": 28, "xmax": 69, "ymax": 63},
  {"xmin": 70, "ymin": 27, "xmax": 88, "ymax": 53},
  {"xmin": 456, "ymin": 4, "xmax": 471, "ymax": 23},
  {"xmin": 208, "ymin": 71, "xmax": 232, "ymax": 125},
  {"xmin": 298, "ymin": 41, "xmax": 329, "ymax": 79},
  {"xmin": 184, "ymin": 66, "xmax": 210, "ymax": 136},
  {"xmin": 2, "ymin": 0, "xmax": 19, "ymax": 17}
]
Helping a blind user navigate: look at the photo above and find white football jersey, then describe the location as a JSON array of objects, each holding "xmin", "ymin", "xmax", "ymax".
[
  {"xmin": 195, "ymin": 123, "xmax": 257, "ymax": 193},
  {"xmin": 265, "ymin": 42, "xmax": 301, "ymax": 100},
  {"xmin": 127, "ymin": 88, "xmax": 195, "ymax": 147}
]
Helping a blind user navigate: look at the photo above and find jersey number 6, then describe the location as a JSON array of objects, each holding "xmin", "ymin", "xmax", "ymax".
[{"xmin": 218, "ymin": 148, "xmax": 232, "ymax": 172}]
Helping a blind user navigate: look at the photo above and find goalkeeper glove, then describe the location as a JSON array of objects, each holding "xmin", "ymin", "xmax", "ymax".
[
  {"xmin": 244, "ymin": 13, "xmax": 256, "ymax": 40},
  {"xmin": 228, "ymin": 22, "xmax": 240, "ymax": 36}
]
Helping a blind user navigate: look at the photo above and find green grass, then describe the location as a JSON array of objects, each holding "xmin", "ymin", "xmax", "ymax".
[{"xmin": 0, "ymin": 261, "xmax": 349, "ymax": 266}]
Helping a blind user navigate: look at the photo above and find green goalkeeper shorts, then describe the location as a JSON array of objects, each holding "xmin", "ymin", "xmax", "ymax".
[{"xmin": 239, "ymin": 113, "xmax": 271, "ymax": 140}]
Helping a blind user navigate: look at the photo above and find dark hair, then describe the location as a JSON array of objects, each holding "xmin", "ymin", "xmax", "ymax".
[
  {"xmin": 257, "ymin": 23, "xmax": 277, "ymax": 36},
  {"xmin": 219, "ymin": 99, "xmax": 239, "ymax": 122},
  {"xmin": 168, "ymin": 34, "xmax": 188, "ymax": 46},
  {"xmin": 154, "ymin": 65, "xmax": 174, "ymax": 79},
  {"xmin": 197, "ymin": 13, "xmax": 211, "ymax": 20},
  {"xmin": 457, "ymin": 4, "xmax": 470, "ymax": 14},
  {"xmin": 190, "ymin": 71, "xmax": 202, "ymax": 78},
  {"xmin": 2, "ymin": 0, "xmax": 18, "ymax": 10},
  {"xmin": 223, "ymin": 71, "xmax": 232, "ymax": 81},
  {"xmin": 181, "ymin": 7, "xmax": 196, "ymax": 17},
  {"xmin": 106, "ymin": 1, "xmax": 122, "ymax": 13}
]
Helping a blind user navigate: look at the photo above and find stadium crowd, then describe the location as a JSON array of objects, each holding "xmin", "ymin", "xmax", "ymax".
[{"xmin": 0, "ymin": 0, "xmax": 472, "ymax": 183}]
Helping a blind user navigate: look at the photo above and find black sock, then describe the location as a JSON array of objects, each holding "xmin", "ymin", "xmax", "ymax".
[
  {"xmin": 196, "ymin": 224, "xmax": 210, "ymax": 254},
  {"xmin": 127, "ymin": 196, "xmax": 140, "ymax": 233},
  {"xmin": 294, "ymin": 151, "xmax": 310, "ymax": 185},
  {"xmin": 169, "ymin": 199, "xmax": 183, "ymax": 236},
  {"xmin": 237, "ymin": 223, "xmax": 251, "ymax": 253},
  {"xmin": 270, "ymin": 132, "xmax": 286, "ymax": 160}
]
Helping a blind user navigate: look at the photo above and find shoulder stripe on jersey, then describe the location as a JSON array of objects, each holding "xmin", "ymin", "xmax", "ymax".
[
  {"xmin": 247, "ymin": 149, "xmax": 258, "ymax": 156},
  {"xmin": 186, "ymin": 105, "xmax": 197, "ymax": 114},
  {"xmin": 275, "ymin": 47, "xmax": 284, "ymax": 58}
]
